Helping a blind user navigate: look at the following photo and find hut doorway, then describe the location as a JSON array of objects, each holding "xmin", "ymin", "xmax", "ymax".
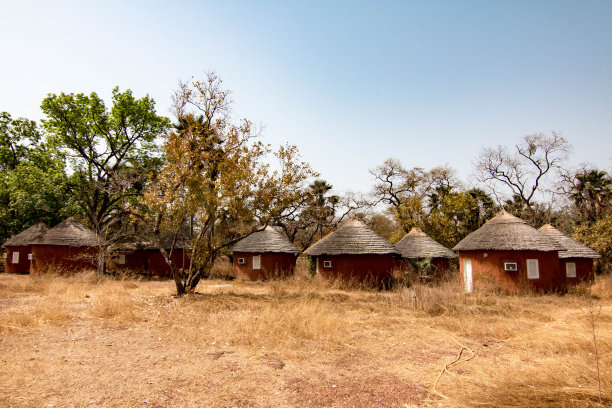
[{"xmin": 464, "ymin": 259, "xmax": 473, "ymax": 293}]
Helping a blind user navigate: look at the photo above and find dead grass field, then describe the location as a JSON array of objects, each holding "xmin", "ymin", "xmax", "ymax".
[{"xmin": 1, "ymin": 267, "xmax": 611, "ymax": 407}]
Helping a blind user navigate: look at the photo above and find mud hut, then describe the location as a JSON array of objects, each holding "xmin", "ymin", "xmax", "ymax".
[
  {"xmin": 304, "ymin": 219, "xmax": 399, "ymax": 285},
  {"xmin": 107, "ymin": 236, "xmax": 151, "ymax": 274},
  {"xmin": 29, "ymin": 217, "xmax": 101, "ymax": 274},
  {"xmin": 539, "ymin": 224, "xmax": 601, "ymax": 284},
  {"xmin": 3, "ymin": 223, "xmax": 48, "ymax": 273},
  {"xmin": 394, "ymin": 227, "xmax": 457, "ymax": 280},
  {"xmin": 231, "ymin": 226, "xmax": 300, "ymax": 280},
  {"xmin": 107, "ymin": 233, "xmax": 191, "ymax": 277},
  {"xmin": 453, "ymin": 211, "xmax": 564, "ymax": 292}
]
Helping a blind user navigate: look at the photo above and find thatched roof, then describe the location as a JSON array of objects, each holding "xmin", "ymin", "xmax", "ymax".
[
  {"xmin": 304, "ymin": 219, "xmax": 399, "ymax": 256},
  {"xmin": 33, "ymin": 217, "xmax": 102, "ymax": 247},
  {"xmin": 110, "ymin": 232, "xmax": 192, "ymax": 252},
  {"xmin": 3, "ymin": 223, "xmax": 48, "ymax": 247},
  {"xmin": 395, "ymin": 228, "xmax": 457, "ymax": 259},
  {"xmin": 539, "ymin": 224, "xmax": 601, "ymax": 259},
  {"xmin": 453, "ymin": 210, "xmax": 563, "ymax": 252},
  {"xmin": 231, "ymin": 226, "xmax": 300, "ymax": 254}
]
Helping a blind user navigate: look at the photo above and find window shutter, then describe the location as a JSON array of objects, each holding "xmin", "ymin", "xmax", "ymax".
[
  {"xmin": 527, "ymin": 259, "xmax": 539, "ymax": 279},
  {"xmin": 566, "ymin": 262, "xmax": 576, "ymax": 278}
]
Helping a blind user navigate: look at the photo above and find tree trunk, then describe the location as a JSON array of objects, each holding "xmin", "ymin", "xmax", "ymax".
[{"xmin": 97, "ymin": 249, "xmax": 106, "ymax": 275}]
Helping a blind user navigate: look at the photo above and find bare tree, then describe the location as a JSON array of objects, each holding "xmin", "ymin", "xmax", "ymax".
[{"xmin": 475, "ymin": 132, "xmax": 571, "ymax": 210}]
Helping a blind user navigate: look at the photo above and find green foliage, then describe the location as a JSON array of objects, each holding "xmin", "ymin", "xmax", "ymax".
[
  {"xmin": 574, "ymin": 214, "xmax": 612, "ymax": 274},
  {"xmin": 40, "ymin": 87, "xmax": 169, "ymax": 236},
  {"xmin": 0, "ymin": 112, "xmax": 68, "ymax": 242}
]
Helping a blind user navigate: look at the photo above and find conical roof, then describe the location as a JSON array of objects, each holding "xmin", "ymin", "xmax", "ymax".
[
  {"xmin": 33, "ymin": 217, "xmax": 102, "ymax": 247},
  {"xmin": 539, "ymin": 224, "xmax": 601, "ymax": 259},
  {"xmin": 231, "ymin": 226, "xmax": 300, "ymax": 254},
  {"xmin": 3, "ymin": 223, "xmax": 48, "ymax": 247},
  {"xmin": 453, "ymin": 210, "xmax": 562, "ymax": 252},
  {"xmin": 395, "ymin": 227, "xmax": 457, "ymax": 259},
  {"xmin": 304, "ymin": 219, "xmax": 399, "ymax": 256}
]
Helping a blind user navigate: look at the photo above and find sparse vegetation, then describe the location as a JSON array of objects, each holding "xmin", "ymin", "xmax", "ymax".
[{"xmin": 1, "ymin": 267, "xmax": 610, "ymax": 407}]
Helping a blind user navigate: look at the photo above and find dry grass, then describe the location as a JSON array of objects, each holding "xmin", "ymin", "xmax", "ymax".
[{"xmin": 0, "ymin": 267, "xmax": 611, "ymax": 407}]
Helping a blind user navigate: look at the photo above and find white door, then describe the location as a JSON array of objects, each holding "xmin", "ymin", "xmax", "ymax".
[
  {"xmin": 12, "ymin": 251, "xmax": 19, "ymax": 264},
  {"xmin": 463, "ymin": 259, "xmax": 473, "ymax": 293},
  {"xmin": 253, "ymin": 255, "xmax": 261, "ymax": 270}
]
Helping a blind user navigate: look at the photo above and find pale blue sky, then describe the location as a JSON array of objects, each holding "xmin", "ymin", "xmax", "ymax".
[{"xmin": 1, "ymin": 0, "xmax": 611, "ymax": 195}]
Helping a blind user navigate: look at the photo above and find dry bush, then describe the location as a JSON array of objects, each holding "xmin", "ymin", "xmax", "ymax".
[{"xmin": 591, "ymin": 273, "xmax": 612, "ymax": 300}]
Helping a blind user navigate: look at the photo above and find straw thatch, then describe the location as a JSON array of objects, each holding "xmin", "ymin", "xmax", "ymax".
[
  {"xmin": 539, "ymin": 224, "xmax": 601, "ymax": 259},
  {"xmin": 232, "ymin": 226, "xmax": 300, "ymax": 254},
  {"xmin": 304, "ymin": 219, "xmax": 399, "ymax": 256},
  {"xmin": 453, "ymin": 210, "xmax": 563, "ymax": 252},
  {"xmin": 395, "ymin": 227, "xmax": 457, "ymax": 259},
  {"xmin": 3, "ymin": 223, "xmax": 48, "ymax": 247},
  {"xmin": 110, "ymin": 232, "xmax": 192, "ymax": 252},
  {"xmin": 34, "ymin": 217, "xmax": 102, "ymax": 247}
]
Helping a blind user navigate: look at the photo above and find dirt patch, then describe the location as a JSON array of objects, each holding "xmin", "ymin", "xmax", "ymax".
[{"xmin": 286, "ymin": 375, "xmax": 435, "ymax": 407}]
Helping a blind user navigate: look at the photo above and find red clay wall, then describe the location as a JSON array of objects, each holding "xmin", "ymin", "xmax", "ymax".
[
  {"xmin": 315, "ymin": 254, "xmax": 395, "ymax": 285},
  {"xmin": 30, "ymin": 245, "xmax": 97, "ymax": 274},
  {"xmin": 107, "ymin": 251, "xmax": 149, "ymax": 274},
  {"xmin": 232, "ymin": 252, "xmax": 297, "ymax": 280},
  {"xmin": 458, "ymin": 250, "xmax": 562, "ymax": 292},
  {"xmin": 147, "ymin": 249, "xmax": 189, "ymax": 277},
  {"xmin": 561, "ymin": 258, "xmax": 594, "ymax": 284},
  {"xmin": 4, "ymin": 245, "xmax": 32, "ymax": 274}
]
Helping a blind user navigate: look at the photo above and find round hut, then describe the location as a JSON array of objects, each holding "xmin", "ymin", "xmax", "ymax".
[
  {"xmin": 231, "ymin": 226, "xmax": 300, "ymax": 280},
  {"xmin": 304, "ymin": 219, "xmax": 399, "ymax": 286},
  {"xmin": 3, "ymin": 223, "xmax": 48, "ymax": 273},
  {"xmin": 453, "ymin": 210, "xmax": 563, "ymax": 293},
  {"xmin": 539, "ymin": 224, "xmax": 601, "ymax": 284},
  {"xmin": 30, "ymin": 217, "xmax": 101, "ymax": 274},
  {"xmin": 394, "ymin": 227, "xmax": 457, "ymax": 280}
]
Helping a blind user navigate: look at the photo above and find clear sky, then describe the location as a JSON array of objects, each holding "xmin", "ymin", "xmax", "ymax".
[{"xmin": 1, "ymin": 0, "xmax": 611, "ymax": 195}]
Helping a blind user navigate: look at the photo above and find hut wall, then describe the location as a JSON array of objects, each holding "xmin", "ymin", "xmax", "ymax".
[
  {"xmin": 147, "ymin": 249, "xmax": 189, "ymax": 277},
  {"xmin": 458, "ymin": 250, "xmax": 562, "ymax": 292},
  {"xmin": 315, "ymin": 254, "xmax": 394, "ymax": 285},
  {"xmin": 232, "ymin": 252, "xmax": 297, "ymax": 280},
  {"xmin": 561, "ymin": 258, "xmax": 594, "ymax": 284},
  {"xmin": 107, "ymin": 250, "xmax": 149, "ymax": 274},
  {"xmin": 30, "ymin": 245, "xmax": 97, "ymax": 274},
  {"xmin": 4, "ymin": 245, "xmax": 32, "ymax": 274}
]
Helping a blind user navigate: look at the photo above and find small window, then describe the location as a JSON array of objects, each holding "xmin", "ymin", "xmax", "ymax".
[
  {"xmin": 527, "ymin": 259, "xmax": 539, "ymax": 279},
  {"xmin": 2, "ymin": 253, "xmax": 7, "ymax": 259},
  {"xmin": 28, "ymin": 253, "xmax": 34, "ymax": 260},
  {"xmin": 566, "ymin": 262, "xmax": 576, "ymax": 278},
  {"xmin": 504, "ymin": 262, "xmax": 518, "ymax": 272},
  {"xmin": 12, "ymin": 252, "xmax": 19, "ymax": 264},
  {"xmin": 253, "ymin": 256, "xmax": 261, "ymax": 270},
  {"xmin": 118, "ymin": 254, "xmax": 126, "ymax": 265},
  {"xmin": 323, "ymin": 260, "xmax": 332, "ymax": 268},
  {"xmin": 238, "ymin": 257, "xmax": 246, "ymax": 265}
]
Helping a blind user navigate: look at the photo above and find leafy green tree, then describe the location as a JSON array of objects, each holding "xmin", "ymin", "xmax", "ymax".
[
  {"xmin": 0, "ymin": 112, "xmax": 68, "ymax": 242},
  {"xmin": 574, "ymin": 214, "xmax": 612, "ymax": 274},
  {"xmin": 40, "ymin": 88, "xmax": 169, "ymax": 271}
]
